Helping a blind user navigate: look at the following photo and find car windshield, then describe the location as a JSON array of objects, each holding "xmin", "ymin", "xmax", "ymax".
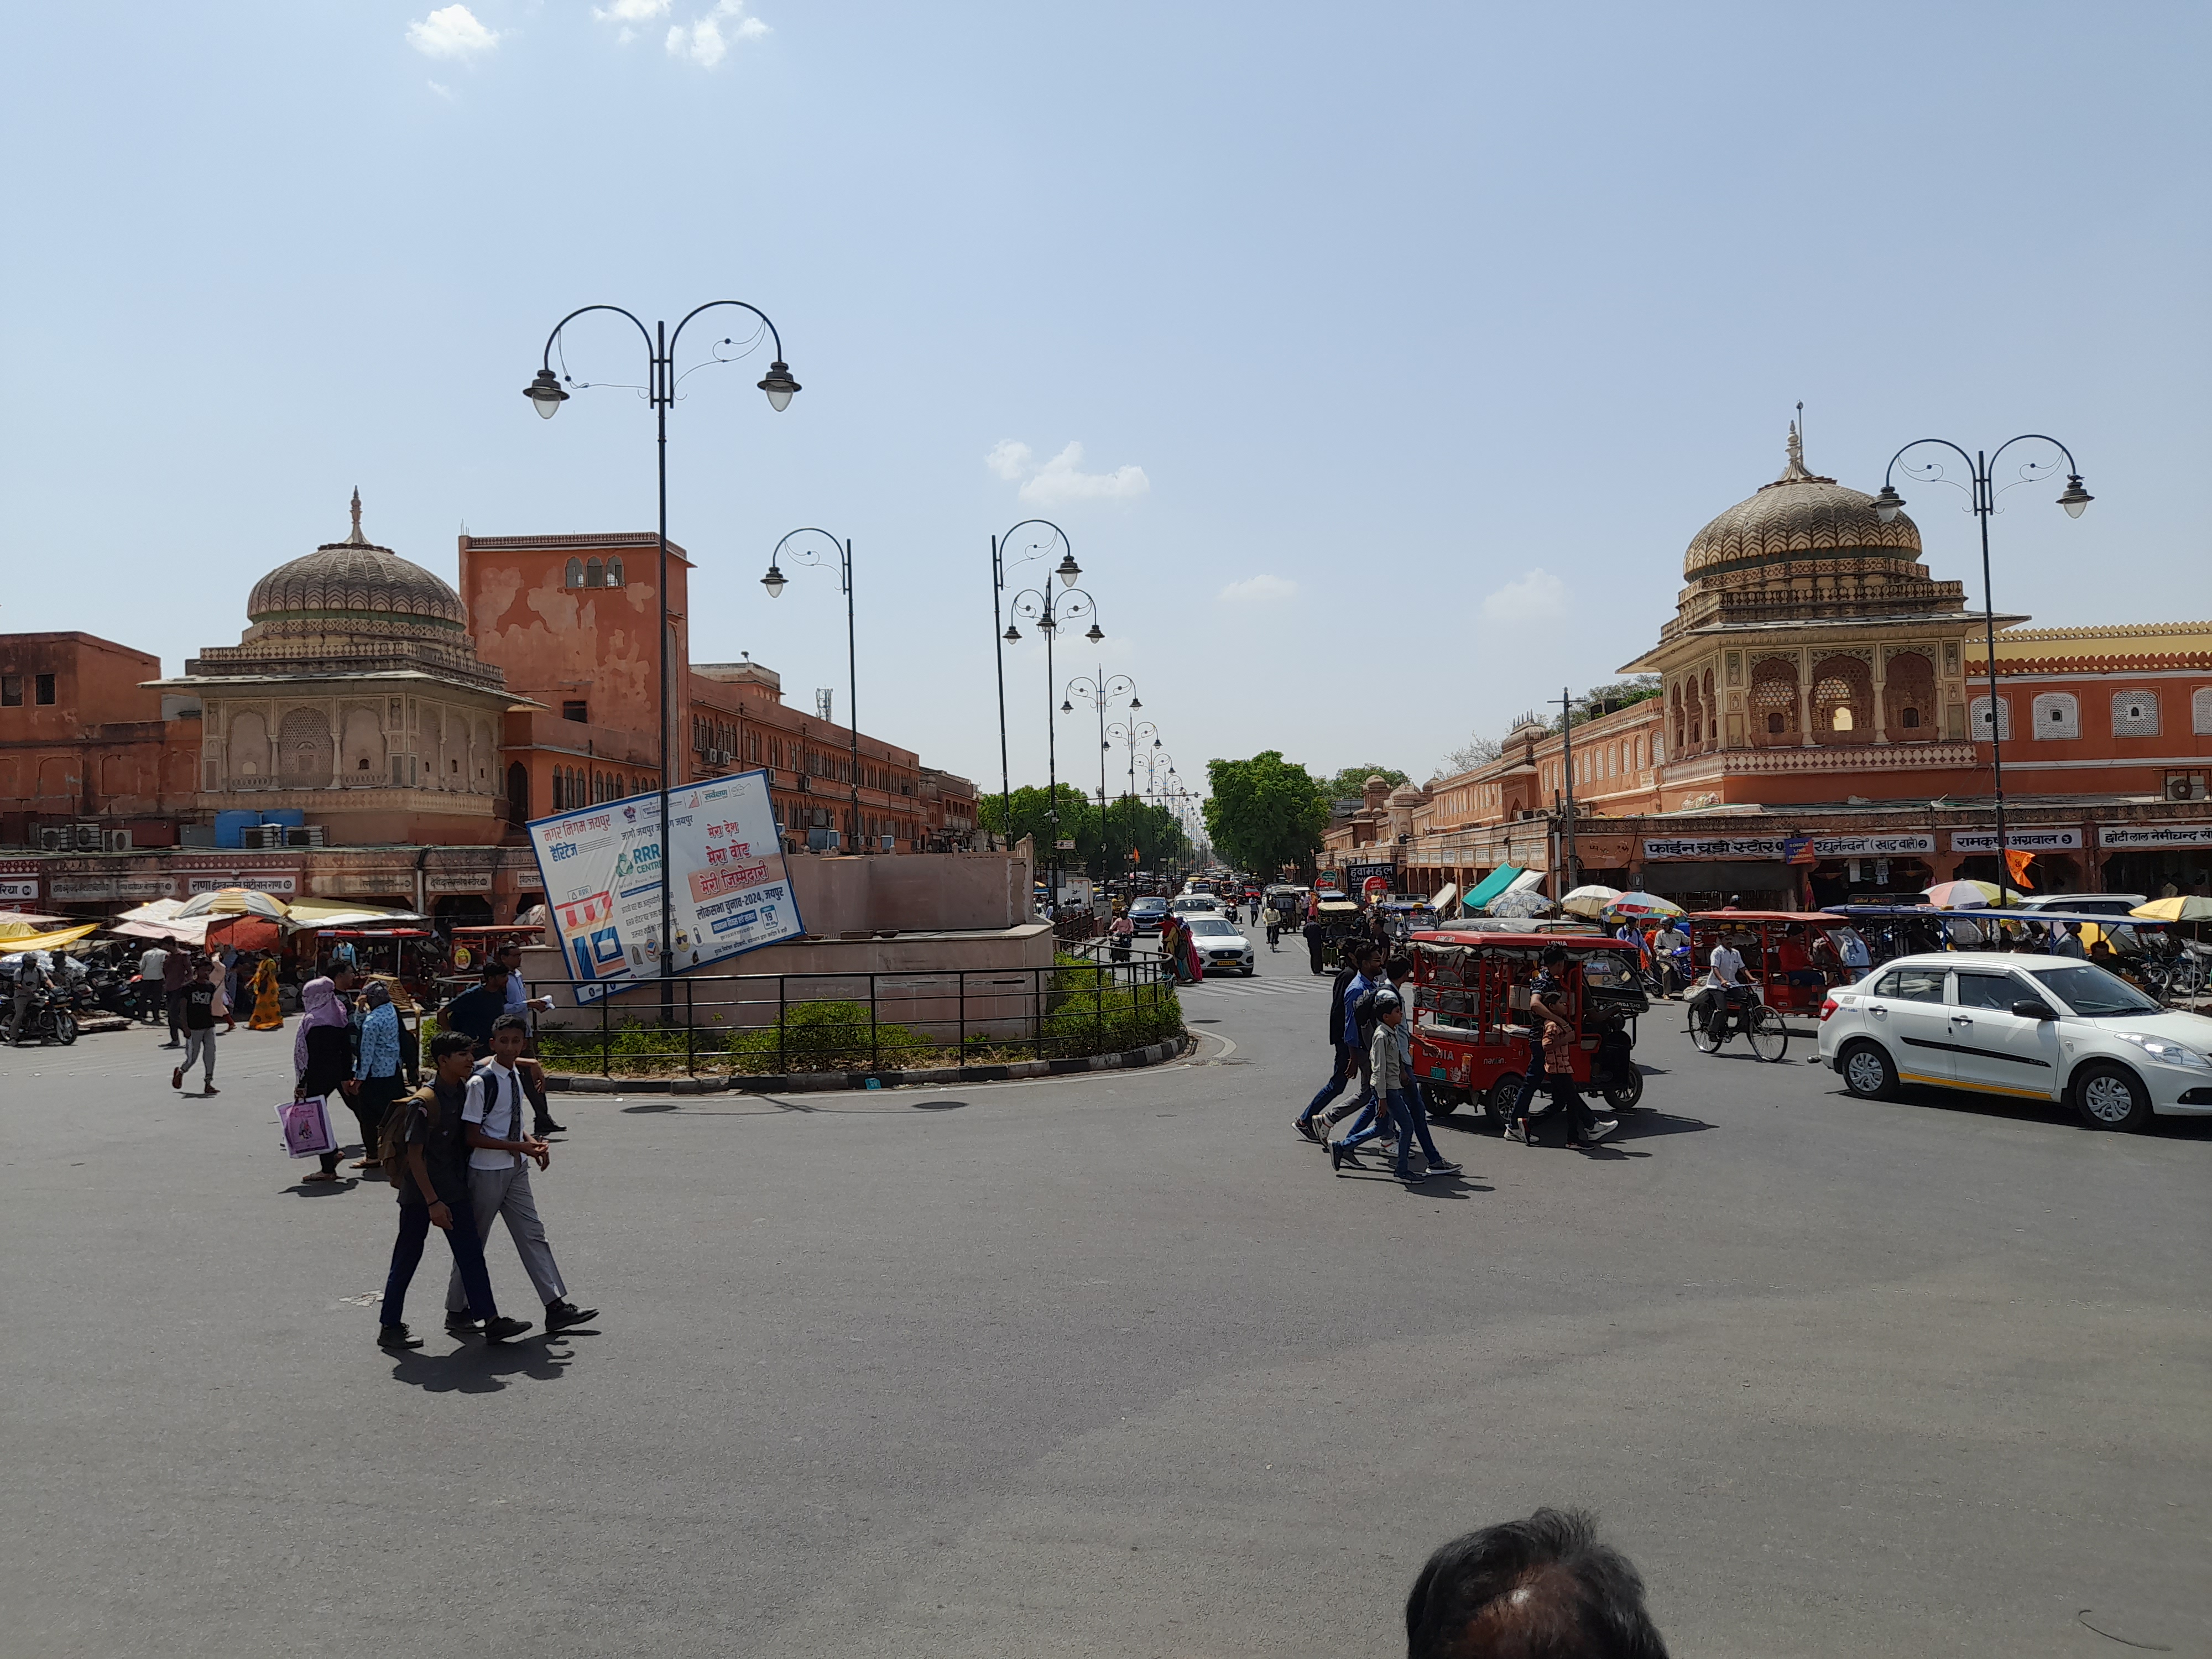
[
  {"xmin": 2028, "ymin": 963, "xmax": 2160, "ymax": 1017},
  {"xmin": 1187, "ymin": 919, "xmax": 1238, "ymax": 936},
  {"xmin": 1131, "ymin": 900, "xmax": 1164, "ymax": 912}
]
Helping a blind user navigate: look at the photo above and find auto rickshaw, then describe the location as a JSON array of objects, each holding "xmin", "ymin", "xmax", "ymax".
[
  {"xmin": 1308, "ymin": 898, "xmax": 1363, "ymax": 973},
  {"xmin": 1404, "ymin": 930, "xmax": 1649, "ymax": 1130}
]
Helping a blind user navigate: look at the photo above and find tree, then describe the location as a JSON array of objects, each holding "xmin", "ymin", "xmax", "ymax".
[
  {"xmin": 1323, "ymin": 765, "xmax": 1408, "ymax": 801},
  {"xmin": 1437, "ymin": 733, "xmax": 1503, "ymax": 776},
  {"xmin": 1204, "ymin": 753, "xmax": 1331, "ymax": 877},
  {"xmin": 979, "ymin": 784, "xmax": 1192, "ymax": 877}
]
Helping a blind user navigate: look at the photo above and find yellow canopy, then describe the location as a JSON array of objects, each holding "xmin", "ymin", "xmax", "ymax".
[
  {"xmin": 0, "ymin": 923, "xmax": 100, "ymax": 953},
  {"xmin": 2131, "ymin": 896, "xmax": 2212, "ymax": 922}
]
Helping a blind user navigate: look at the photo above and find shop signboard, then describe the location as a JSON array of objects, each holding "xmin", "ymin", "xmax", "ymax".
[
  {"xmin": 1950, "ymin": 828, "xmax": 2082, "ymax": 853},
  {"xmin": 2098, "ymin": 821, "xmax": 2212, "ymax": 851},
  {"xmin": 49, "ymin": 875, "xmax": 179, "ymax": 901},
  {"xmin": 1643, "ymin": 832, "xmax": 1934, "ymax": 860},
  {"xmin": 426, "ymin": 873, "xmax": 493, "ymax": 893},
  {"xmin": 1342, "ymin": 860, "xmax": 1397, "ymax": 899},
  {"xmin": 186, "ymin": 873, "xmax": 298, "ymax": 895},
  {"xmin": 0, "ymin": 878, "xmax": 39, "ymax": 902},
  {"xmin": 526, "ymin": 769, "xmax": 803, "ymax": 1003}
]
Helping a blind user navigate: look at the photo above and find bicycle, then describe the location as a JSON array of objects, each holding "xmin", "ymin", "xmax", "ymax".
[{"xmin": 1686, "ymin": 984, "xmax": 1787, "ymax": 1062}]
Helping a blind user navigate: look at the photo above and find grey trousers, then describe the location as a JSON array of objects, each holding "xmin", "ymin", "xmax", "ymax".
[
  {"xmin": 446, "ymin": 1162, "xmax": 567, "ymax": 1312},
  {"xmin": 181, "ymin": 1026, "xmax": 217, "ymax": 1084}
]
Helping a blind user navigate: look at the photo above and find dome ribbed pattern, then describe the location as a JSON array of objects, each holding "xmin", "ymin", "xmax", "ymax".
[{"xmin": 247, "ymin": 541, "xmax": 468, "ymax": 634}]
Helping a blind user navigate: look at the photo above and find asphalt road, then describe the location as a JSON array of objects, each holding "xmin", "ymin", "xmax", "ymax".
[{"xmin": 4, "ymin": 929, "xmax": 2208, "ymax": 1658}]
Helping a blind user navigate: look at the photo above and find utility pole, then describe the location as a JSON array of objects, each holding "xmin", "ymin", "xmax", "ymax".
[{"xmin": 1558, "ymin": 686, "xmax": 1578, "ymax": 891}]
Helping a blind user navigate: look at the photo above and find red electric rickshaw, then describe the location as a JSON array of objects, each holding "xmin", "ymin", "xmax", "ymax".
[{"xmin": 1405, "ymin": 930, "xmax": 1650, "ymax": 1130}]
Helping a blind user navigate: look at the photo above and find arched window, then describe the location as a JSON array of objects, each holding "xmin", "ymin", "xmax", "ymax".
[
  {"xmin": 1749, "ymin": 659, "xmax": 1799, "ymax": 747},
  {"xmin": 1969, "ymin": 696, "xmax": 2012, "ymax": 741},
  {"xmin": 2111, "ymin": 690, "xmax": 2161, "ymax": 737},
  {"xmin": 606, "ymin": 556, "xmax": 624, "ymax": 587},
  {"xmin": 585, "ymin": 557, "xmax": 604, "ymax": 588},
  {"xmin": 1884, "ymin": 652, "xmax": 1935, "ymax": 740},
  {"xmin": 2195, "ymin": 686, "xmax": 2212, "ymax": 735},
  {"xmin": 565, "ymin": 557, "xmax": 584, "ymax": 588},
  {"xmin": 2032, "ymin": 692, "xmax": 2080, "ymax": 740}
]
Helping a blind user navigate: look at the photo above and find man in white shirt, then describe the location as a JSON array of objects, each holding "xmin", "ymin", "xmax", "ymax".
[
  {"xmin": 1705, "ymin": 936, "xmax": 1749, "ymax": 1042},
  {"xmin": 444, "ymin": 1014, "xmax": 598, "ymax": 1339}
]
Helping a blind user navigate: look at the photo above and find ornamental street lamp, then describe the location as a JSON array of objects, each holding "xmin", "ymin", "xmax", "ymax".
[
  {"xmin": 1004, "ymin": 578, "xmax": 1103, "ymax": 902},
  {"xmin": 1874, "ymin": 434, "xmax": 2091, "ymax": 890},
  {"xmin": 760, "ymin": 529, "xmax": 862, "ymax": 852},
  {"xmin": 989, "ymin": 521, "xmax": 1081, "ymax": 851},
  {"xmin": 1106, "ymin": 716, "xmax": 1160, "ymax": 879},
  {"xmin": 524, "ymin": 299, "xmax": 797, "ymax": 993},
  {"xmin": 1066, "ymin": 671, "xmax": 1140, "ymax": 878}
]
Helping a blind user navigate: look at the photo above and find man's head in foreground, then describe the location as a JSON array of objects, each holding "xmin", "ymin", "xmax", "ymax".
[{"xmin": 1406, "ymin": 1507, "xmax": 1667, "ymax": 1658}]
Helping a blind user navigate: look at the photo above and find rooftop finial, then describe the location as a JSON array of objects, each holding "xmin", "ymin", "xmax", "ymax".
[
  {"xmin": 348, "ymin": 486, "xmax": 366, "ymax": 545},
  {"xmin": 1780, "ymin": 414, "xmax": 1811, "ymax": 482}
]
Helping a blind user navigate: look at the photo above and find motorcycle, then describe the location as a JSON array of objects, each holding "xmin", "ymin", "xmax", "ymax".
[{"xmin": 3, "ymin": 987, "xmax": 80, "ymax": 1047}]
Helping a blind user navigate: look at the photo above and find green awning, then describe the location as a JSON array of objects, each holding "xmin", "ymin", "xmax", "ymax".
[{"xmin": 1463, "ymin": 864, "xmax": 1526, "ymax": 911}]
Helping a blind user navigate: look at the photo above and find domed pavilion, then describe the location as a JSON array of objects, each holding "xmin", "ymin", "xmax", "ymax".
[
  {"xmin": 150, "ymin": 493, "xmax": 530, "ymax": 845},
  {"xmin": 1621, "ymin": 425, "xmax": 2018, "ymax": 776}
]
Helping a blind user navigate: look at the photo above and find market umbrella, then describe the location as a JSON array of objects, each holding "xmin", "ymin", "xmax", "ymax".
[
  {"xmin": 174, "ymin": 886, "xmax": 291, "ymax": 921},
  {"xmin": 1487, "ymin": 889, "xmax": 1555, "ymax": 920},
  {"xmin": 1603, "ymin": 891, "xmax": 1685, "ymax": 921},
  {"xmin": 2131, "ymin": 896, "xmax": 2212, "ymax": 922},
  {"xmin": 1560, "ymin": 884, "xmax": 1623, "ymax": 920},
  {"xmin": 1923, "ymin": 879, "xmax": 2024, "ymax": 910}
]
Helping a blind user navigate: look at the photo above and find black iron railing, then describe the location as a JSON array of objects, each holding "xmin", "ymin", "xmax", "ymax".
[{"xmin": 505, "ymin": 954, "xmax": 1181, "ymax": 1078}]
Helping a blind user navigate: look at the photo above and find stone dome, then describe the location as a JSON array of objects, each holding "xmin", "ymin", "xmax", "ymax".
[
  {"xmin": 1682, "ymin": 427, "xmax": 1921, "ymax": 588},
  {"xmin": 247, "ymin": 492, "xmax": 466, "ymax": 637},
  {"xmin": 1387, "ymin": 781, "xmax": 1426, "ymax": 807}
]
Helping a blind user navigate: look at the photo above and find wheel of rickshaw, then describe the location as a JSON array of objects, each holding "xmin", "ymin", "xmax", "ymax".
[
  {"xmin": 1601, "ymin": 1068, "xmax": 1644, "ymax": 1111},
  {"xmin": 1747, "ymin": 1004, "xmax": 1790, "ymax": 1063},
  {"xmin": 1481, "ymin": 1076, "xmax": 1524, "ymax": 1130},
  {"xmin": 1425, "ymin": 1084, "xmax": 1465, "ymax": 1120}
]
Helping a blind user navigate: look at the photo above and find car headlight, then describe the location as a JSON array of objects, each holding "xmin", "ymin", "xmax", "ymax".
[{"xmin": 2111, "ymin": 1032, "xmax": 2212, "ymax": 1072}]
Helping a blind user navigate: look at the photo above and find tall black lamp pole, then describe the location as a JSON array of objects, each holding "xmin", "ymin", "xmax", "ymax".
[
  {"xmin": 1108, "ymin": 717, "xmax": 1160, "ymax": 881},
  {"xmin": 1005, "ymin": 582, "xmax": 1102, "ymax": 904},
  {"xmin": 1873, "ymin": 437, "xmax": 2091, "ymax": 891},
  {"xmin": 1065, "ymin": 671, "xmax": 1139, "ymax": 879},
  {"xmin": 524, "ymin": 302, "xmax": 798, "ymax": 990},
  {"xmin": 990, "ymin": 520, "xmax": 1078, "ymax": 851},
  {"xmin": 760, "ymin": 530, "xmax": 862, "ymax": 851}
]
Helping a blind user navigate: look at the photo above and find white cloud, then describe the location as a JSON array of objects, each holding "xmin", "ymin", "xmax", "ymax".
[
  {"xmin": 427, "ymin": 80, "xmax": 455, "ymax": 100},
  {"xmin": 594, "ymin": 0, "xmax": 670, "ymax": 19},
  {"xmin": 985, "ymin": 439, "xmax": 1150, "ymax": 508},
  {"xmin": 1217, "ymin": 574, "xmax": 1298, "ymax": 604},
  {"xmin": 406, "ymin": 4, "xmax": 499, "ymax": 59},
  {"xmin": 666, "ymin": 0, "xmax": 768, "ymax": 67},
  {"xmin": 1479, "ymin": 568, "xmax": 1567, "ymax": 625}
]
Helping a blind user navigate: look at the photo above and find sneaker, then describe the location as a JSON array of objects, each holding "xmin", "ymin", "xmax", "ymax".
[
  {"xmin": 544, "ymin": 1300, "xmax": 598, "ymax": 1333},
  {"xmin": 534, "ymin": 1120, "xmax": 567, "ymax": 1136},
  {"xmin": 1425, "ymin": 1159, "xmax": 1463, "ymax": 1176},
  {"xmin": 1504, "ymin": 1117, "xmax": 1528, "ymax": 1145},
  {"xmin": 1395, "ymin": 1166, "xmax": 1427, "ymax": 1184},
  {"xmin": 203, "ymin": 1084, "xmax": 220, "ymax": 1095},
  {"xmin": 170, "ymin": 1067, "xmax": 182, "ymax": 1091},
  {"xmin": 481, "ymin": 1316, "xmax": 534, "ymax": 1344},
  {"xmin": 1293, "ymin": 1116, "xmax": 1322, "ymax": 1145},
  {"xmin": 377, "ymin": 1323, "xmax": 424, "ymax": 1350},
  {"xmin": 1578, "ymin": 1119, "xmax": 1620, "ymax": 1146},
  {"xmin": 445, "ymin": 1311, "xmax": 484, "ymax": 1337}
]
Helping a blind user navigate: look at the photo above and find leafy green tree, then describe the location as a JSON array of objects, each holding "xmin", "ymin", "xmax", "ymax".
[
  {"xmin": 1323, "ymin": 765, "xmax": 1408, "ymax": 800},
  {"xmin": 1203, "ymin": 753, "xmax": 1331, "ymax": 877},
  {"xmin": 979, "ymin": 785, "xmax": 1192, "ymax": 877}
]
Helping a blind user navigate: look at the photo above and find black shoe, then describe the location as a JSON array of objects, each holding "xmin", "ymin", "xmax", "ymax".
[
  {"xmin": 377, "ymin": 1323, "xmax": 424, "ymax": 1350},
  {"xmin": 481, "ymin": 1316, "xmax": 534, "ymax": 1343},
  {"xmin": 445, "ymin": 1310, "xmax": 484, "ymax": 1337},
  {"xmin": 534, "ymin": 1120, "xmax": 567, "ymax": 1136},
  {"xmin": 1293, "ymin": 1116, "xmax": 1322, "ymax": 1145},
  {"xmin": 544, "ymin": 1300, "xmax": 598, "ymax": 1333}
]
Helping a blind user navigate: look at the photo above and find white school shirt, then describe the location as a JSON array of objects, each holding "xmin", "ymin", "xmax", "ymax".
[{"xmin": 462, "ymin": 1060, "xmax": 524, "ymax": 1171}]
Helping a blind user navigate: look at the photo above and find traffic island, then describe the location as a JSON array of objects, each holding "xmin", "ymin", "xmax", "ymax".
[{"xmin": 544, "ymin": 1032, "xmax": 1193, "ymax": 1095}]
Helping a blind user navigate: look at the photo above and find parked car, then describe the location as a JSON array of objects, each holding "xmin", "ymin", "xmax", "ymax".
[
  {"xmin": 1182, "ymin": 914, "xmax": 1255, "ymax": 975},
  {"xmin": 2012, "ymin": 893, "xmax": 2148, "ymax": 918},
  {"xmin": 1818, "ymin": 951, "xmax": 2212, "ymax": 1131}
]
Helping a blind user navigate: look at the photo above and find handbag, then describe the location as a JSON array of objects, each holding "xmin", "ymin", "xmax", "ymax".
[{"xmin": 278, "ymin": 1095, "xmax": 336, "ymax": 1159}]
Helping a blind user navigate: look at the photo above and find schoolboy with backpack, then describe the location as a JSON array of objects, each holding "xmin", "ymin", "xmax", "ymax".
[{"xmin": 376, "ymin": 1031, "xmax": 530, "ymax": 1350}]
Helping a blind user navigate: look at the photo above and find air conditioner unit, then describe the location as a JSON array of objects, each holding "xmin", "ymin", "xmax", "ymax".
[
  {"xmin": 105, "ymin": 830, "xmax": 133, "ymax": 853},
  {"xmin": 241, "ymin": 823, "xmax": 284, "ymax": 849},
  {"xmin": 36, "ymin": 826, "xmax": 66, "ymax": 852},
  {"xmin": 2167, "ymin": 774, "xmax": 2208, "ymax": 801},
  {"xmin": 706, "ymin": 748, "xmax": 728, "ymax": 766},
  {"xmin": 285, "ymin": 825, "xmax": 327, "ymax": 848},
  {"xmin": 74, "ymin": 823, "xmax": 104, "ymax": 851}
]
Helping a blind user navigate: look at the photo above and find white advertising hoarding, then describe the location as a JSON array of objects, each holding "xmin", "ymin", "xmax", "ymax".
[
  {"xmin": 1950, "ymin": 828, "xmax": 2082, "ymax": 853},
  {"xmin": 2098, "ymin": 821, "xmax": 2212, "ymax": 851},
  {"xmin": 1641, "ymin": 832, "xmax": 1934, "ymax": 861},
  {"xmin": 525, "ymin": 770, "xmax": 804, "ymax": 1002}
]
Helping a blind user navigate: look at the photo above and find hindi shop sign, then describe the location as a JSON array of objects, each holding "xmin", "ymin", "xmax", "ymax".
[
  {"xmin": 2098, "ymin": 821, "xmax": 2212, "ymax": 851},
  {"xmin": 1951, "ymin": 828, "xmax": 2083, "ymax": 853},
  {"xmin": 186, "ymin": 873, "xmax": 298, "ymax": 895},
  {"xmin": 49, "ymin": 875, "xmax": 180, "ymax": 901},
  {"xmin": 0, "ymin": 878, "xmax": 38, "ymax": 902},
  {"xmin": 526, "ymin": 770, "xmax": 804, "ymax": 1003},
  {"xmin": 1642, "ymin": 832, "xmax": 1934, "ymax": 862}
]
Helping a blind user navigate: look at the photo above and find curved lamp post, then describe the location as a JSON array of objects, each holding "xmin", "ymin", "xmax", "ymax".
[
  {"xmin": 760, "ymin": 528, "xmax": 861, "ymax": 852},
  {"xmin": 524, "ymin": 299, "xmax": 797, "ymax": 987},
  {"xmin": 1873, "ymin": 435, "xmax": 2091, "ymax": 889},
  {"xmin": 1105, "ymin": 716, "xmax": 1160, "ymax": 879},
  {"xmin": 1004, "ymin": 581, "xmax": 1103, "ymax": 900},
  {"xmin": 1065, "ymin": 672, "xmax": 1140, "ymax": 879},
  {"xmin": 989, "ymin": 520, "xmax": 1079, "ymax": 848}
]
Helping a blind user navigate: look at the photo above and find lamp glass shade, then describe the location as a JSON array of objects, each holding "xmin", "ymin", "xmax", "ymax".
[
  {"xmin": 2058, "ymin": 476, "xmax": 2093, "ymax": 518},
  {"xmin": 757, "ymin": 361, "xmax": 800, "ymax": 412},
  {"xmin": 525, "ymin": 369, "xmax": 568, "ymax": 419},
  {"xmin": 1055, "ymin": 552, "xmax": 1081, "ymax": 588},
  {"xmin": 761, "ymin": 566, "xmax": 787, "ymax": 597},
  {"xmin": 1128, "ymin": 695, "xmax": 1141, "ymax": 708},
  {"xmin": 1003, "ymin": 624, "xmax": 1021, "ymax": 643},
  {"xmin": 1871, "ymin": 484, "xmax": 1905, "ymax": 524},
  {"xmin": 1060, "ymin": 700, "xmax": 1074, "ymax": 713},
  {"xmin": 1085, "ymin": 623, "xmax": 1104, "ymax": 643}
]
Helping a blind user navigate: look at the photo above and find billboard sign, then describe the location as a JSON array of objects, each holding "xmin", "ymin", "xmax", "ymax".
[{"xmin": 526, "ymin": 770, "xmax": 804, "ymax": 1002}]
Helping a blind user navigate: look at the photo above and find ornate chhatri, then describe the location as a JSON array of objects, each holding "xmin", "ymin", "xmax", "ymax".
[{"xmin": 1682, "ymin": 425, "xmax": 1924, "ymax": 585}]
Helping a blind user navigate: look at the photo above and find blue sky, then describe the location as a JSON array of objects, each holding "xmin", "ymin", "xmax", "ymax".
[{"xmin": 3, "ymin": 2, "xmax": 2205, "ymax": 802}]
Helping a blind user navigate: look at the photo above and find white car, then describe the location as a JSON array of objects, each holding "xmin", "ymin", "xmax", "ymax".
[
  {"xmin": 1817, "ymin": 951, "xmax": 2212, "ymax": 1131},
  {"xmin": 1169, "ymin": 895, "xmax": 1223, "ymax": 916},
  {"xmin": 1181, "ymin": 915, "xmax": 1255, "ymax": 975}
]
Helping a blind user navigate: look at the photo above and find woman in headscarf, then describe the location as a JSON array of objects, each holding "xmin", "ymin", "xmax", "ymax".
[
  {"xmin": 248, "ymin": 952, "xmax": 284, "ymax": 1030},
  {"xmin": 294, "ymin": 967, "xmax": 358, "ymax": 1183}
]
